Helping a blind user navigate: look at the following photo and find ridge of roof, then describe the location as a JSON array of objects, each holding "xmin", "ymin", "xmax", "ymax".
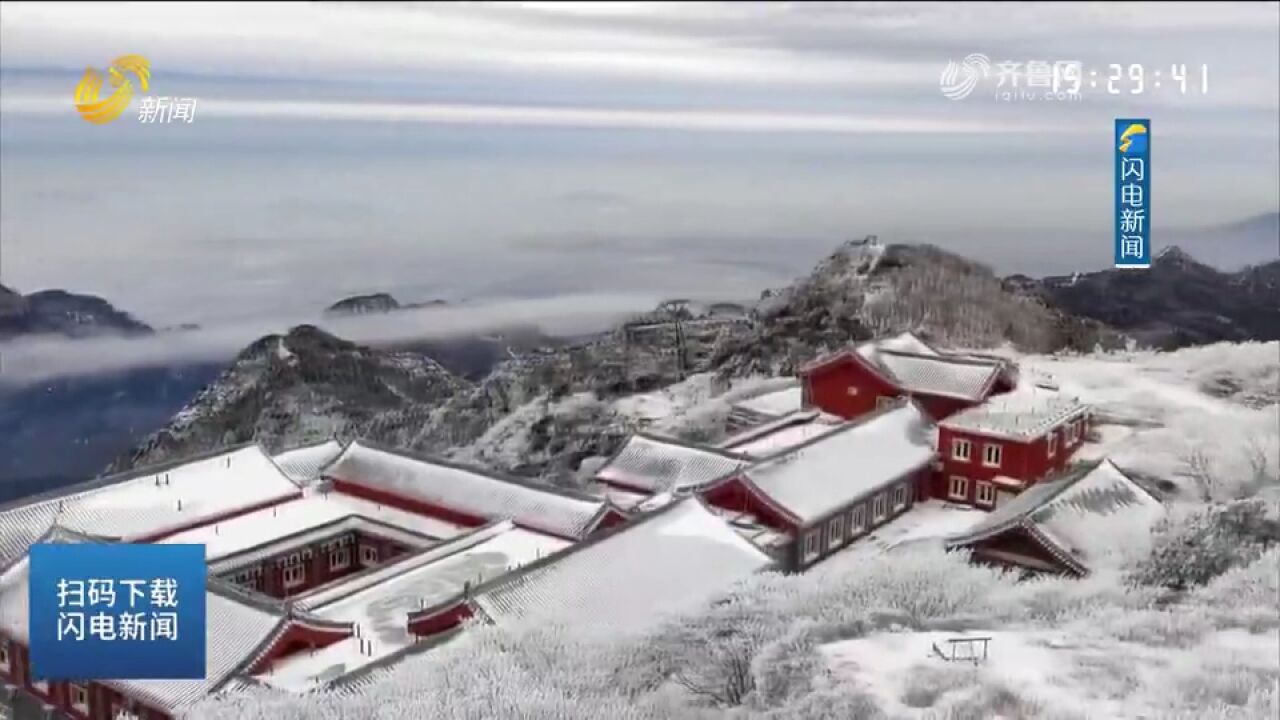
[
  {"xmin": 334, "ymin": 440, "xmax": 603, "ymax": 505},
  {"xmin": 627, "ymin": 431, "xmax": 752, "ymax": 461},
  {"xmin": 407, "ymin": 496, "xmax": 735, "ymax": 624},
  {"xmin": 205, "ymin": 509, "xmax": 440, "ymax": 572},
  {"xmin": 876, "ymin": 347, "xmax": 1005, "ymax": 369},
  {"xmin": 945, "ymin": 459, "xmax": 1108, "ymax": 547},
  {"xmin": 745, "ymin": 396, "xmax": 923, "ymax": 465},
  {"xmin": 0, "ymin": 442, "xmax": 270, "ymax": 515}
]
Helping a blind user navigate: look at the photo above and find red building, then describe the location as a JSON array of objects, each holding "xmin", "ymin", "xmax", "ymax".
[
  {"xmin": 699, "ymin": 400, "xmax": 937, "ymax": 571},
  {"xmin": 933, "ymin": 385, "xmax": 1090, "ymax": 508},
  {"xmin": 800, "ymin": 333, "xmax": 1016, "ymax": 423},
  {"xmin": 0, "ymin": 440, "xmax": 627, "ymax": 717}
]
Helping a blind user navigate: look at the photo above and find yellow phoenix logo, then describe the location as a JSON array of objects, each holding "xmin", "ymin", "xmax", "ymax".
[{"xmin": 73, "ymin": 55, "xmax": 151, "ymax": 124}]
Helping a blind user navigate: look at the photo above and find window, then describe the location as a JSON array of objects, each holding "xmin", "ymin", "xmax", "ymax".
[
  {"xmin": 872, "ymin": 493, "xmax": 888, "ymax": 522},
  {"xmin": 1047, "ymin": 431, "xmax": 1058, "ymax": 457},
  {"xmin": 282, "ymin": 552, "xmax": 306, "ymax": 589},
  {"xmin": 948, "ymin": 476, "xmax": 969, "ymax": 501},
  {"xmin": 848, "ymin": 505, "xmax": 866, "ymax": 535},
  {"xmin": 329, "ymin": 546, "xmax": 351, "ymax": 572},
  {"xmin": 982, "ymin": 443, "xmax": 1003, "ymax": 468},
  {"xmin": 360, "ymin": 545, "xmax": 379, "ymax": 566},
  {"xmin": 845, "ymin": 386, "xmax": 859, "ymax": 396},
  {"xmin": 0, "ymin": 639, "xmax": 9, "ymax": 672},
  {"xmin": 876, "ymin": 395, "xmax": 897, "ymax": 410},
  {"xmin": 951, "ymin": 438, "xmax": 972, "ymax": 461},
  {"xmin": 827, "ymin": 515, "xmax": 845, "ymax": 549},
  {"xmin": 975, "ymin": 481, "xmax": 997, "ymax": 507},
  {"xmin": 802, "ymin": 530, "xmax": 821, "ymax": 563},
  {"xmin": 71, "ymin": 683, "xmax": 89, "ymax": 713},
  {"xmin": 893, "ymin": 483, "xmax": 909, "ymax": 510}
]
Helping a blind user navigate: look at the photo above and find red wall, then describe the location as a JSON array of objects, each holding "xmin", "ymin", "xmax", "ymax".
[
  {"xmin": 0, "ymin": 636, "xmax": 171, "ymax": 720},
  {"xmin": 803, "ymin": 358, "xmax": 899, "ymax": 420},
  {"xmin": 935, "ymin": 416, "xmax": 1088, "ymax": 504},
  {"xmin": 407, "ymin": 600, "xmax": 474, "ymax": 638},
  {"xmin": 592, "ymin": 508, "xmax": 630, "ymax": 533},
  {"xmin": 331, "ymin": 480, "xmax": 489, "ymax": 529},
  {"xmin": 224, "ymin": 529, "xmax": 412, "ymax": 599},
  {"xmin": 248, "ymin": 622, "xmax": 352, "ymax": 674},
  {"xmin": 701, "ymin": 477, "xmax": 797, "ymax": 533}
]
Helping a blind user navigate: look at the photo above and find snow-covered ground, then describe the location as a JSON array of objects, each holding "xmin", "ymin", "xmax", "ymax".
[
  {"xmin": 193, "ymin": 342, "xmax": 1280, "ymax": 720},
  {"xmin": 821, "ymin": 626, "xmax": 1280, "ymax": 719}
]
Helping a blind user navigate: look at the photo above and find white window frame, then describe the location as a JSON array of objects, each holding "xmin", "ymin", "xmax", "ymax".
[
  {"xmin": 982, "ymin": 443, "xmax": 1003, "ymax": 469},
  {"xmin": 827, "ymin": 515, "xmax": 845, "ymax": 549},
  {"xmin": 360, "ymin": 545, "xmax": 379, "ymax": 565},
  {"xmin": 802, "ymin": 530, "xmax": 821, "ymax": 563},
  {"xmin": 948, "ymin": 476, "xmax": 969, "ymax": 501},
  {"xmin": 282, "ymin": 563, "xmax": 306, "ymax": 589},
  {"xmin": 872, "ymin": 493, "xmax": 888, "ymax": 522},
  {"xmin": 1047, "ymin": 431, "xmax": 1058, "ymax": 457},
  {"xmin": 951, "ymin": 438, "xmax": 972, "ymax": 461},
  {"xmin": 0, "ymin": 639, "xmax": 9, "ymax": 672},
  {"xmin": 975, "ymin": 481, "xmax": 997, "ymax": 507},
  {"xmin": 329, "ymin": 546, "xmax": 351, "ymax": 572},
  {"xmin": 71, "ymin": 683, "xmax": 90, "ymax": 713},
  {"xmin": 848, "ymin": 505, "xmax": 866, "ymax": 535},
  {"xmin": 893, "ymin": 483, "xmax": 909, "ymax": 511}
]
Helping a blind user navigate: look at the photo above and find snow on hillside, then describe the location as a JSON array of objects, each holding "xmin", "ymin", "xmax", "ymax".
[{"xmin": 191, "ymin": 341, "xmax": 1279, "ymax": 720}]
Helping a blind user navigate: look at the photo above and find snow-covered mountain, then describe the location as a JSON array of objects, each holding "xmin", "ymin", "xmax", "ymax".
[
  {"xmin": 107, "ymin": 238, "xmax": 1125, "ymax": 481},
  {"xmin": 1012, "ymin": 247, "xmax": 1280, "ymax": 349},
  {"xmin": 0, "ymin": 284, "xmax": 153, "ymax": 341}
]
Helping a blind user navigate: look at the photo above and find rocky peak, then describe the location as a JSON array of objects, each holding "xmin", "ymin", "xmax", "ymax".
[
  {"xmin": 324, "ymin": 293, "xmax": 401, "ymax": 316},
  {"xmin": 0, "ymin": 287, "xmax": 153, "ymax": 342}
]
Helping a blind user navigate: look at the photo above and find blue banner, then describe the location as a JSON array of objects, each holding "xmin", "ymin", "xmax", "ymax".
[
  {"xmin": 1114, "ymin": 118, "xmax": 1151, "ymax": 268},
  {"xmin": 28, "ymin": 543, "xmax": 207, "ymax": 680}
]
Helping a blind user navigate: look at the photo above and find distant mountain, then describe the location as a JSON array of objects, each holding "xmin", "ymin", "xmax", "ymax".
[
  {"xmin": 711, "ymin": 238, "xmax": 1123, "ymax": 377},
  {"xmin": 113, "ymin": 238, "xmax": 1125, "ymax": 481},
  {"xmin": 1164, "ymin": 212, "xmax": 1278, "ymax": 270},
  {"xmin": 324, "ymin": 293, "xmax": 562, "ymax": 380},
  {"xmin": 1009, "ymin": 247, "xmax": 1280, "ymax": 349},
  {"xmin": 0, "ymin": 286, "xmax": 153, "ymax": 341}
]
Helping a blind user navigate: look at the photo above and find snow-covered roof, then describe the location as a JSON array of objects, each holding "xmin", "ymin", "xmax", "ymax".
[
  {"xmin": 720, "ymin": 411, "xmax": 843, "ymax": 459},
  {"xmin": 469, "ymin": 497, "xmax": 773, "ymax": 637},
  {"xmin": 323, "ymin": 442, "xmax": 607, "ymax": 539},
  {"xmin": 595, "ymin": 434, "xmax": 746, "ymax": 494},
  {"xmin": 741, "ymin": 401, "xmax": 936, "ymax": 525},
  {"xmin": 259, "ymin": 522, "xmax": 565, "ymax": 691},
  {"xmin": 946, "ymin": 460, "xmax": 1165, "ymax": 575},
  {"xmin": 0, "ymin": 445, "xmax": 301, "ymax": 568},
  {"xmin": 0, "ymin": 537, "xmax": 294, "ymax": 711},
  {"xmin": 272, "ymin": 440, "xmax": 345, "ymax": 485},
  {"xmin": 293, "ymin": 520, "xmax": 566, "ymax": 611},
  {"xmin": 855, "ymin": 332, "xmax": 941, "ymax": 364},
  {"xmin": 108, "ymin": 584, "xmax": 288, "ymax": 710},
  {"xmin": 732, "ymin": 384, "xmax": 804, "ymax": 419},
  {"xmin": 872, "ymin": 350, "xmax": 1003, "ymax": 402},
  {"xmin": 159, "ymin": 490, "xmax": 466, "ymax": 567},
  {"xmin": 941, "ymin": 384, "xmax": 1088, "ymax": 441}
]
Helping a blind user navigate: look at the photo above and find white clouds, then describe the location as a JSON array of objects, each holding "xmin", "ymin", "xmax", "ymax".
[{"xmin": 0, "ymin": 293, "xmax": 662, "ymax": 385}]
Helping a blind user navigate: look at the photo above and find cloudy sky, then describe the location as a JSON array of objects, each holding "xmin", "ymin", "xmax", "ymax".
[{"xmin": 1, "ymin": 2, "xmax": 1277, "ymax": 327}]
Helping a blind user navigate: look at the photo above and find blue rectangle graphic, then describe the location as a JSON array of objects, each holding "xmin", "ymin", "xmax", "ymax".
[
  {"xmin": 1114, "ymin": 118, "xmax": 1151, "ymax": 268},
  {"xmin": 28, "ymin": 543, "xmax": 207, "ymax": 680}
]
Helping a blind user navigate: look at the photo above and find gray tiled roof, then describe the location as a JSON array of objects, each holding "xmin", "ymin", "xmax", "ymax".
[
  {"xmin": 873, "ymin": 350, "xmax": 1003, "ymax": 401},
  {"xmin": 0, "ymin": 445, "xmax": 300, "ymax": 569},
  {"xmin": 946, "ymin": 460, "xmax": 1165, "ymax": 574},
  {"xmin": 595, "ymin": 434, "xmax": 746, "ymax": 493},
  {"xmin": 323, "ymin": 442, "xmax": 606, "ymax": 539},
  {"xmin": 470, "ymin": 497, "xmax": 772, "ymax": 637}
]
